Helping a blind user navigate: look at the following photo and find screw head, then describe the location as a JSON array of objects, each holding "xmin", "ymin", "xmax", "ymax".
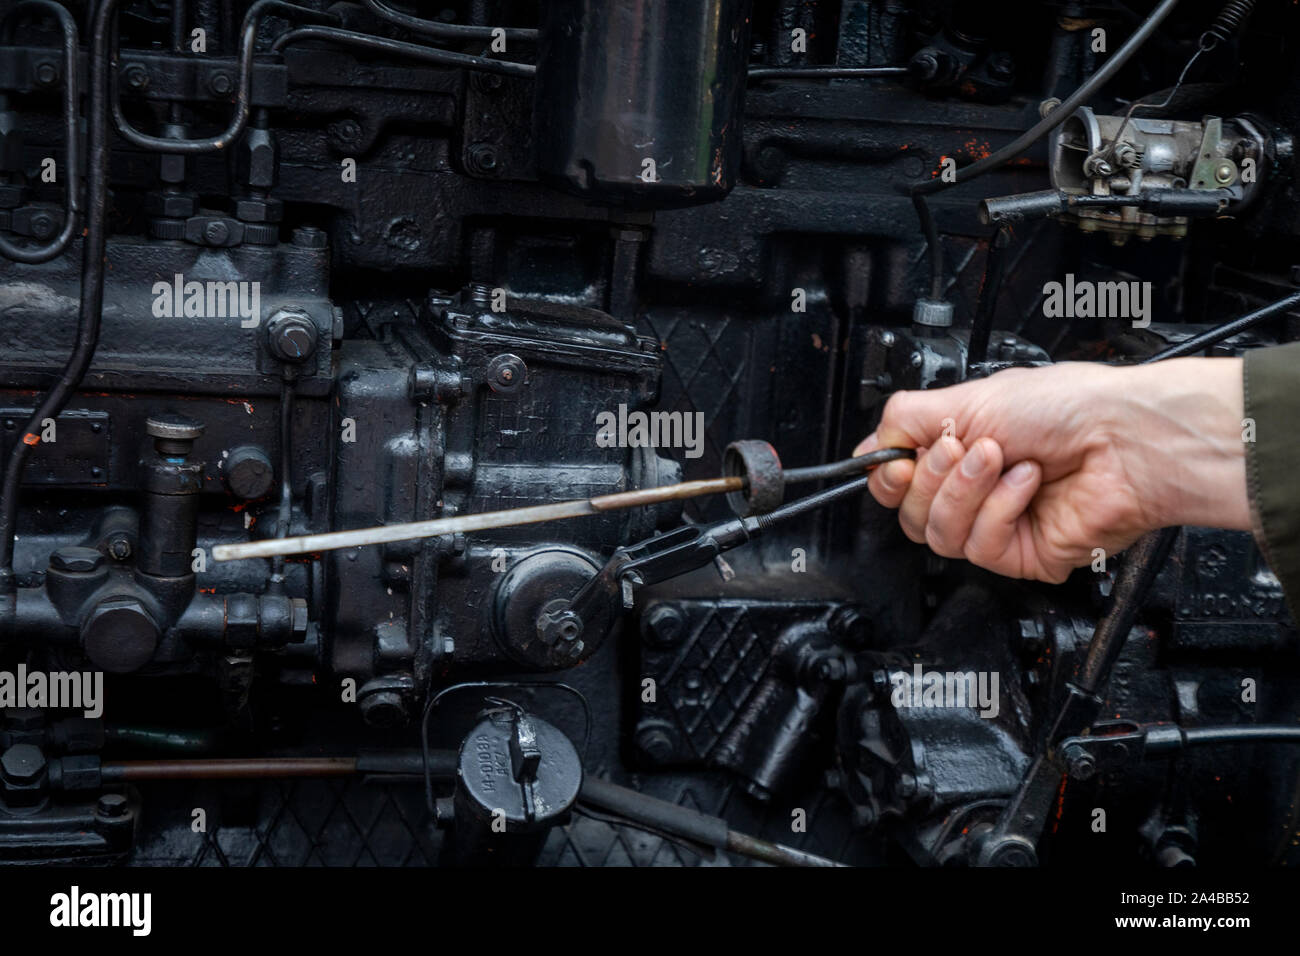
[
  {"xmin": 34, "ymin": 62, "xmax": 58, "ymax": 86},
  {"xmin": 1214, "ymin": 161, "xmax": 1236, "ymax": 185}
]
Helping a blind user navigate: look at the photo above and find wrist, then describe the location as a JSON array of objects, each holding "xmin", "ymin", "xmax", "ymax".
[{"xmin": 1118, "ymin": 358, "xmax": 1249, "ymax": 530}]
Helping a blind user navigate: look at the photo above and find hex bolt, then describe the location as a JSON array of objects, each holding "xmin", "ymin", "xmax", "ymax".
[
  {"xmin": 635, "ymin": 724, "xmax": 676, "ymax": 763},
  {"xmin": 96, "ymin": 793, "xmax": 129, "ymax": 818},
  {"xmin": 643, "ymin": 603, "xmax": 685, "ymax": 647},
  {"xmin": 467, "ymin": 143, "xmax": 501, "ymax": 176},
  {"xmin": 265, "ymin": 308, "xmax": 319, "ymax": 363},
  {"xmin": 291, "ymin": 226, "xmax": 328, "ymax": 249},
  {"xmin": 1063, "ymin": 743, "xmax": 1096, "ymax": 780},
  {"xmin": 49, "ymin": 547, "xmax": 104, "ymax": 574},
  {"xmin": 0, "ymin": 743, "xmax": 46, "ymax": 784},
  {"xmin": 107, "ymin": 535, "xmax": 133, "ymax": 561}
]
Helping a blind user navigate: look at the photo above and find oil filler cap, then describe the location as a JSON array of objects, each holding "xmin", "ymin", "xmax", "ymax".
[{"xmin": 456, "ymin": 709, "xmax": 582, "ymax": 833}]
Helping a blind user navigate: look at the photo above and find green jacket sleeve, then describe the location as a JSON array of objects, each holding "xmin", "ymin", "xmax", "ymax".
[{"xmin": 1243, "ymin": 341, "xmax": 1300, "ymax": 621}]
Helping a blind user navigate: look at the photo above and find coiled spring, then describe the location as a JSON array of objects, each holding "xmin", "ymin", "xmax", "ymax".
[{"xmin": 1201, "ymin": 0, "xmax": 1257, "ymax": 50}]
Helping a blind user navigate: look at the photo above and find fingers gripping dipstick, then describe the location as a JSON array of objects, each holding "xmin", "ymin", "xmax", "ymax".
[{"xmin": 210, "ymin": 445, "xmax": 915, "ymax": 563}]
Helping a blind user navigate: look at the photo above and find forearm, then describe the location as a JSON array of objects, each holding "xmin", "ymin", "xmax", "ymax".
[{"xmin": 1114, "ymin": 357, "xmax": 1249, "ymax": 531}]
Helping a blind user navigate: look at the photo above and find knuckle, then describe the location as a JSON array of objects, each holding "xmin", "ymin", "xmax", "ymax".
[{"xmin": 925, "ymin": 523, "xmax": 960, "ymax": 559}]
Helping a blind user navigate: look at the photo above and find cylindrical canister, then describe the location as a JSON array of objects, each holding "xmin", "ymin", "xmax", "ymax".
[{"xmin": 534, "ymin": 0, "xmax": 754, "ymax": 208}]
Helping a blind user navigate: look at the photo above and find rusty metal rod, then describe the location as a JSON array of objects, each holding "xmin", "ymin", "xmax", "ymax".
[
  {"xmin": 213, "ymin": 476, "xmax": 744, "ymax": 562},
  {"xmin": 212, "ymin": 448, "xmax": 913, "ymax": 564},
  {"xmin": 101, "ymin": 758, "xmax": 358, "ymax": 781}
]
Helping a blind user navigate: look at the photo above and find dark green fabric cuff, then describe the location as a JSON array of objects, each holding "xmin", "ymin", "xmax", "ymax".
[{"xmin": 1243, "ymin": 341, "xmax": 1300, "ymax": 622}]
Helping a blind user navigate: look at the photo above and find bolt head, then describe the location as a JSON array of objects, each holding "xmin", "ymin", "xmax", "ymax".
[
  {"xmin": 1, "ymin": 743, "xmax": 46, "ymax": 784},
  {"xmin": 49, "ymin": 546, "xmax": 105, "ymax": 573}
]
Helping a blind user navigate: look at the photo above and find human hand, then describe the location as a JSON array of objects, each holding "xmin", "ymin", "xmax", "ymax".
[{"xmin": 853, "ymin": 358, "xmax": 1249, "ymax": 582}]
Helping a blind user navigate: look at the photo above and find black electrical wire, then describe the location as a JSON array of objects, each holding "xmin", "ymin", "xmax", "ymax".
[
  {"xmin": 110, "ymin": 0, "xmax": 338, "ymax": 154},
  {"xmin": 362, "ymin": 0, "xmax": 537, "ymax": 43},
  {"xmin": 0, "ymin": 0, "xmax": 80, "ymax": 264},
  {"xmin": 271, "ymin": 25, "xmax": 536, "ymax": 77},
  {"xmin": 0, "ymin": 0, "xmax": 115, "ymax": 591},
  {"xmin": 1141, "ymin": 290, "xmax": 1300, "ymax": 362},
  {"xmin": 747, "ymin": 65, "xmax": 909, "ymax": 80},
  {"xmin": 783, "ymin": 447, "xmax": 915, "ymax": 485},
  {"xmin": 912, "ymin": 0, "xmax": 1183, "ymax": 197}
]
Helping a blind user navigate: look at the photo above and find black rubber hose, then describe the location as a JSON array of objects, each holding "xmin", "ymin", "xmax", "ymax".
[
  {"xmin": 362, "ymin": 0, "xmax": 537, "ymax": 43},
  {"xmin": 913, "ymin": 0, "xmax": 1183, "ymax": 196},
  {"xmin": 783, "ymin": 447, "xmax": 916, "ymax": 485},
  {"xmin": 0, "ymin": 0, "xmax": 80, "ymax": 264},
  {"xmin": 0, "ymin": 0, "xmax": 114, "ymax": 591},
  {"xmin": 271, "ymin": 25, "xmax": 536, "ymax": 77}
]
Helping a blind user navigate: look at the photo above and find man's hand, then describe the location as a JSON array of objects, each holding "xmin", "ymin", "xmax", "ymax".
[{"xmin": 854, "ymin": 358, "xmax": 1250, "ymax": 583}]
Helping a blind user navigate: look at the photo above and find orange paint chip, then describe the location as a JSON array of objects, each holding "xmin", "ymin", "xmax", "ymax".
[{"xmin": 21, "ymin": 434, "xmax": 39, "ymax": 446}]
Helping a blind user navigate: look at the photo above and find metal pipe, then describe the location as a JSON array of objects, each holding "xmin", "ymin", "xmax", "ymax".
[
  {"xmin": 362, "ymin": 0, "xmax": 537, "ymax": 43},
  {"xmin": 0, "ymin": 0, "xmax": 114, "ymax": 592},
  {"xmin": 271, "ymin": 25, "xmax": 536, "ymax": 77},
  {"xmin": 110, "ymin": 0, "xmax": 338, "ymax": 154},
  {"xmin": 101, "ymin": 757, "xmax": 358, "ymax": 781},
  {"xmin": 213, "ymin": 476, "xmax": 743, "ymax": 562},
  {"xmin": 0, "ymin": 0, "xmax": 80, "ymax": 264}
]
